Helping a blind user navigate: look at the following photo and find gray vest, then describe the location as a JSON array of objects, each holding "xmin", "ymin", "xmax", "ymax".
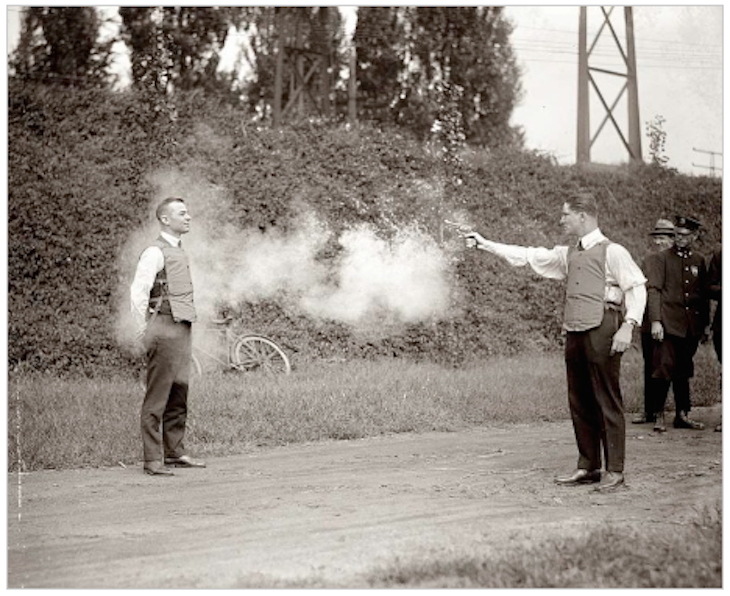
[
  {"xmin": 563, "ymin": 240, "xmax": 611, "ymax": 332},
  {"xmin": 148, "ymin": 237, "xmax": 197, "ymax": 323}
]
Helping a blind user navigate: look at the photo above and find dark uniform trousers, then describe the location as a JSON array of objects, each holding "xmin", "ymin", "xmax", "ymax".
[
  {"xmin": 565, "ymin": 309, "xmax": 625, "ymax": 473},
  {"xmin": 142, "ymin": 313, "xmax": 192, "ymax": 464},
  {"xmin": 640, "ymin": 331, "xmax": 657, "ymax": 417},
  {"xmin": 652, "ymin": 333, "xmax": 700, "ymax": 415}
]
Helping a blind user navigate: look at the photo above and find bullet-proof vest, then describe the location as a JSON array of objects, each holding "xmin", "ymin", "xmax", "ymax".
[
  {"xmin": 563, "ymin": 240, "xmax": 613, "ymax": 332},
  {"xmin": 148, "ymin": 237, "xmax": 197, "ymax": 323}
]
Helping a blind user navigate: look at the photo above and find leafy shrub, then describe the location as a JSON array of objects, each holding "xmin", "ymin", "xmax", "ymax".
[{"xmin": 8, "ymin": 82, "xmax": 723, "ymax": 375}]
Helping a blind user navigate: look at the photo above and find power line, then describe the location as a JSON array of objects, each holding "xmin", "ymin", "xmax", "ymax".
[
  {"xmin": 512, "ymin": 23, "xmax": 722, "ymax": 50},
  {"xmin": 517, "ymin": 57, "xmax": 721, "ymax": 71}
]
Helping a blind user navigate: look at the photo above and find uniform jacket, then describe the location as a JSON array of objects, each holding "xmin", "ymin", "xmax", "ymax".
[
  {"xmin": 707, "ymin": 247, "xmax": 722, "ymax": 333},
  {"xmin": 640, "ymin": 250, "xmax": 662, "ymax": 333},
  {"xmin": 645, "ymin": 246, "xmax": 709, "ymax": 338}
]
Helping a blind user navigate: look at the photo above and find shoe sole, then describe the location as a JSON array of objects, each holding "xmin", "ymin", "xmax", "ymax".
[
  {"xmin": 555, "ymin": 477, "xmax": 601, "ymax": 486},
  {"xmin": 144, "ymin": 469, "xmax": 174, "ymax": 476},
  {"xmin": 594, "ymin": 482, "xmax": 625, "ymax": 493}
]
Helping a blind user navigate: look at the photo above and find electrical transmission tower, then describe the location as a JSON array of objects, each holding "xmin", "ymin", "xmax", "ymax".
[
  {"xmin": 273, "ymin": 7, "xmax": 334, "ymax": 126},
  {"xmin": 577, "ymin": 6, "xmax": 642, "ymax": 165}
]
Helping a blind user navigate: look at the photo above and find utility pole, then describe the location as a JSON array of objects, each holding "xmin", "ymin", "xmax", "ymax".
[
  {"xmin": 692, "ymin": 148, "xmax": 723, "ymax": 177},
  {"xmin": 576, "ymin": 7, "xmax": 643, "ymax": 166}
]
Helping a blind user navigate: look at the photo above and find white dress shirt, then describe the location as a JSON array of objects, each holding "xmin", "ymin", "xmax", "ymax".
[
  {"xmin": 130, "ymin": 231, "xmax": 180, "ymax": 340},
  {"xmin": 477, "ymin": 228, "xmax": 647, "ymax": 325}
]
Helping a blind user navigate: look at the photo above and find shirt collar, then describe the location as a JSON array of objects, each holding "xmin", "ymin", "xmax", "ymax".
[
  {"xmin": 160, "ymin": 230, "xmax": 181, "ymax": 247},
  {"xmin": 579, "ymin": 228, "xmax": 606, "ymax": 251}
]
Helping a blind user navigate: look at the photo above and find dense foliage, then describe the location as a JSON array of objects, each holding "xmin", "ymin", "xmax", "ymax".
[
  {"xmin": 354, "ymin": 6, "xmax": 524, "ymax": 147},
  {"xmin": 10, "ymin": 7, "xmax": 114, "ymax": 87},
  {"xmin": 10, "ymin": 6, "xmax": 522, "ymax": 143},
  {"xmin": 8, "ymin": 82, "xmax": 723, "ymax": 376},
  {"xmin": 119, "ymin": 6, "xmax": 243, "ymax": 97}
]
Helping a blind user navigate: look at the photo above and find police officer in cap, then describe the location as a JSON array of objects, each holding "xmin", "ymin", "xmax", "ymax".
[
  {"xmin": 645, "ymin": 215, "xmax": 710, "ymax": 431},
  {"xmin": 633, "ymin": 218, "xmax": 676, "ymax": 425}
]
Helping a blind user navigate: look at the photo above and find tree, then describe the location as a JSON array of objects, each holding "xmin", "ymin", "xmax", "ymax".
[
  {"xmin": 119, "ymin": 7, "xmax": 241, "ymax": 94},
  {"xmin": 352, "ymin": 7, "xmax": 407, "ymax": 125},
  {"xmin": 10, "ymin": 7, "xmax": 113, "ymax": 87},
  {"xmin": 355, "ymin": 7, "xmax": 524, "ymax": 148},
  {"xmin": 646, "ymin": 114, "xmax": 669, "ymax": 167}
]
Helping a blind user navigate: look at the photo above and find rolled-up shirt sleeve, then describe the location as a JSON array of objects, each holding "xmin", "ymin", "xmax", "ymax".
[
  {"xmin": 606, "ymin": 244, "xmax": 647, "ymax": 324},
  {"xmin": 130, "ymin": 246, "xmax": 164, "ymax": 339}
]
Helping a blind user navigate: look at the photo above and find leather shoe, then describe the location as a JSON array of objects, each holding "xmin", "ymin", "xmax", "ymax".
[
  {"xmin": 555, "ymin": 469, "xmax": 601, "ymax": 485},
  {"xmin": 653, "ymin": 413, "xmax": 667, "ymax": 433},
  {"xmin": 632, "ymin": 413, "xmax": 655, "ymax": 424},
  {"xmin": 594, "ymin": 471, "xmax": 624, "ymax": 492},
  {"xmin": 674, "ymin": 411, "xmax": 705, "ymax": 430},
  {"xmin": 144, "ymin": 462, "xmax": 174, "ymax": 476},
  {"xmin": 165, "ymin": 455, "xmax": 206, "ymax": 468}
]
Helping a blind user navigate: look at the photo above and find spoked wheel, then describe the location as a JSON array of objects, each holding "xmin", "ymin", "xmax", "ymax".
[
  {"xmin": 191, "ymin": 353, "xmax": 203, "ymax": 378},
  {"xmin": 231, "ymin": 335, "xmax": 291, "ymax": 375}
]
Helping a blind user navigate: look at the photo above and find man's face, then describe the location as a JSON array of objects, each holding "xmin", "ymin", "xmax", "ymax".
[
  {"xmin": 674, "ymin": 227, "xmax": 696, "ymax": 250},
  {"xmin": 560, "ymin": 203, "xmax": 582, "ymax": 236},
  {"xmin": 161, "ymin": 201, "xmax": 191, "ymax": 236},
  {"xmin": 652, "ymin": 234, "xmax": 674, "ymax": 250}
]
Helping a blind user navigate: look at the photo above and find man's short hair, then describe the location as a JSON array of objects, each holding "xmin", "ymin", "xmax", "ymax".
[
  {"xmin": 566, "ymin": 192, "xmax": 598, "ymax": 218},
  {"xmin": 156, "ymin": 197, "xmax": 186, "ymax": 222}
]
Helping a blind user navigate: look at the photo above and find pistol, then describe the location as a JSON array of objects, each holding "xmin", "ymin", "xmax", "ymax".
[{"xmin": 443, "ymin": 219, "xmax": 473, "ymax": 237}]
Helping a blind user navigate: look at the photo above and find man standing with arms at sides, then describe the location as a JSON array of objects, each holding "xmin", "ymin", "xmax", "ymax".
[
  {"xmin": 131, "ymin": 197, "xmax": 206, "ymax": 476},
  {"xmin": 645, "ymin": 216, "xmax": 709, "ymax": 432},
  {"xmin": 464, "ymin": 192, "xmax": 647, "ymax": 492},
  {"xmin": 633, "ymin": 219, "xmax": 675, "ymax": 427}
]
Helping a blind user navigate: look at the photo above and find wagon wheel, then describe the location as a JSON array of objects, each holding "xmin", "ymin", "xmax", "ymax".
[
  {"xmin": 231, "ymin": 335, "xmax": 292, "ymax": 375},
  {"xmin": 191, "ymin": 353, "xmax": 203, "ymax": 378}
]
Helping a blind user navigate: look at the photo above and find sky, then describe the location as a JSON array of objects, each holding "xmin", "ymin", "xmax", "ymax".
[{"xmin": 4, "ymin": 5, "xmax": 724, "ymax": 176}]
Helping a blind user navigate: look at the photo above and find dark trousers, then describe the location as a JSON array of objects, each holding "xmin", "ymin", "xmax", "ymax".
[
  {"xmin": 713, "ymin": 326, "xmax": 722, "ymax": 364},
  {"xmin": 641, "ymin": 331, "xmax": 656, "ymax": 417},
  {"xmin": 652, "ymin": 334, "xmax": 700, "ymax": 415},
  {"xmin": 565, "ymin": 310, "xmax": 625, "ymax": 473},
  {"xmin": 141, "ymin": 314, "xmax": 192, "ymax": 464}
]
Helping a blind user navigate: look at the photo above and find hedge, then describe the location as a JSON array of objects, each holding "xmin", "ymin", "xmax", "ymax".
[{"xmin": 8, "ymin": 81, "xmax": 723, "ymax": 376}]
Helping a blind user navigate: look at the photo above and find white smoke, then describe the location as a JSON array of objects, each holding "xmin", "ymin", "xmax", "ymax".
[
  {"xmin": 115, "ymin": 168, "xmax": 458, "ymax": 347},
  {"xmin": 300, "ymin": 224, "xmax": 451, "ymax": 326}
]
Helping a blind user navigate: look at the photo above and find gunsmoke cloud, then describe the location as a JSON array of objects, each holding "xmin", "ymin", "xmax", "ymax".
[{"xmin": 115, "ymin": 168, "xmax": 456, "ymax": 347}]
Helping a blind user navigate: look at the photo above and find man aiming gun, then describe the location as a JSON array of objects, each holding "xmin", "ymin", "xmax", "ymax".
[{"xmin": 463, "ymin": 192, "xmax": 646, "ymax": 492}]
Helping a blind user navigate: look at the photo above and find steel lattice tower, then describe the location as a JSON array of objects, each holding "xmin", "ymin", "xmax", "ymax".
[{"xmin": 577, "ymin": 7, "xmax": 642, "ymax": 165}]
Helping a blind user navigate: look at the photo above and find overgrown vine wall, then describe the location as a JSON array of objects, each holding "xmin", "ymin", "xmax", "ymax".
[{"xmin": 8, "ymin": 82, "xmax": 723, "ymax": 376}]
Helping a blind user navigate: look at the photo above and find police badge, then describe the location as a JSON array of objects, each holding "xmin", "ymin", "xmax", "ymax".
[{"xmin": 691, "ymin": 265, "xmax": 699, "ymax": 277}]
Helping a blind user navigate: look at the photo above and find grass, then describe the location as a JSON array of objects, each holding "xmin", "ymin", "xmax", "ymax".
[
  {"xmin": 8, "ymin": 345, "xmax": 722, "ymax": 471},
  {"xmin": 359, "ymin": 504, "xmax": 722, "ymax": 588},
  {"xmin": 228, "ymin": 503, "xmax": 722, "ymax": 588},
  {"xmin": 620, "ymin": 340, "xmax": 722, "ymax": 412}
]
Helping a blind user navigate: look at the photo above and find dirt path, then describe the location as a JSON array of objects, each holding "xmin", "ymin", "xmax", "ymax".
[{"xmin": 8, "ymin": 406, "xmax": 722, "ymax": 588}]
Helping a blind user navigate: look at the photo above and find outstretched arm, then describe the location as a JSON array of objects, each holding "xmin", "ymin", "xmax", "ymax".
[{"xmin": 465, "ymin": 231, "xmax": 569, "ymax": 280}]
